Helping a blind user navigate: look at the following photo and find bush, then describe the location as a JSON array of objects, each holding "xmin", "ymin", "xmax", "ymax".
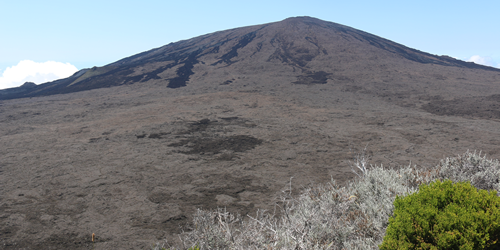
[
  {"xmin": 159, "ymin": 152, "xmax": 500, "ymax": 249},
  {"xmin": 380, "ymin": 180, "xmax": 500, "ymax": 250},
  {"xmin": 169, "ymin": 159, "xmax": 438, "ymax": 249},
  {"xmin": 436, "ymin": 151, "xmax": 500, "ymax": 192}
]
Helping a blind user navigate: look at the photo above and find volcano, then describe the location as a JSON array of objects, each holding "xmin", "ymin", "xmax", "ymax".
[
  {"xmin": 1, "ymin": 16, "xmax": 498, "ymax": 99},
  {"xmin": 1, "ymin": 17, "xmax": 500, "ymax": 249}
]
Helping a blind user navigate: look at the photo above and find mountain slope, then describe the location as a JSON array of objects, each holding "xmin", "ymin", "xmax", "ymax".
[{"xmin": 1, "ymin": 16, "xmax": 498, "ymax": 100}]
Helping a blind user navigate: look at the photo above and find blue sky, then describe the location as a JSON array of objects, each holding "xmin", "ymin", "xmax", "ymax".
[{"xmin": 1, "ymin": 0, "xmax": 499, "ymax": 89}]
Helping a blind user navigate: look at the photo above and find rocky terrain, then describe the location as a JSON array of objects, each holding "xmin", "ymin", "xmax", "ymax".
[{"xmin": 1, "ymin": 16, "xmax": 500, "ymax": 249}]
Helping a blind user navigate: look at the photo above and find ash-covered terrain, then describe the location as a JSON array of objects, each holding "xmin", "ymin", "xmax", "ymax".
[{"xmin": 1, "ymin": 17, "xmax": 500, "ymax": 249}]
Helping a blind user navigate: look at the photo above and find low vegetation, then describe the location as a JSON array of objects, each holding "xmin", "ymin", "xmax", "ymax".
[
  {"xmin": 380, "ymin": 180, "xmax": 500, "ymax": 249},
  {"xmin": 154, "ymin": 151, "xmax": 500, "ymax": 250}
]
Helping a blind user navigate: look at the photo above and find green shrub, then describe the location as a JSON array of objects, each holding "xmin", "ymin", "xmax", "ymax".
[{"xmin": 380, "ymin": 180, "xmax": 500, "ymax": 250}]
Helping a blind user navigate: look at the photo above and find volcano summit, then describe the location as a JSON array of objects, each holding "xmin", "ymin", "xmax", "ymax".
[{"xmin": 1, "ymin": 17, "xmax": 500, "ymax": 249}]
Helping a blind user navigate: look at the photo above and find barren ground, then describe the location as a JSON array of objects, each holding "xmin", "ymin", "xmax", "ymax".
[{"xmin": 2, "ymin": 75, "xmax": 500, "ymax": 249}]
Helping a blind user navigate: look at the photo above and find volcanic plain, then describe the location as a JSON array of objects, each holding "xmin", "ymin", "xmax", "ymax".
[{"xmin": 1, "ymin": 17, "xmax": 500, "ymax": 249}]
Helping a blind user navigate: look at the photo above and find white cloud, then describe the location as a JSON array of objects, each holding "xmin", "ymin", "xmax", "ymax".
[
  {"xmin": 0, "ymin": 60, "xmax": 78, "ymax": 90},
  {"xmin": 467, "ymin": 55, "xmax": 499, "ymax": 68}
]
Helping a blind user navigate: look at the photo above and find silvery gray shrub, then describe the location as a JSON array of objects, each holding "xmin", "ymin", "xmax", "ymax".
[{"xmin": 160, "ymin": 151, "xmax": 500, "ymax": 249}]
